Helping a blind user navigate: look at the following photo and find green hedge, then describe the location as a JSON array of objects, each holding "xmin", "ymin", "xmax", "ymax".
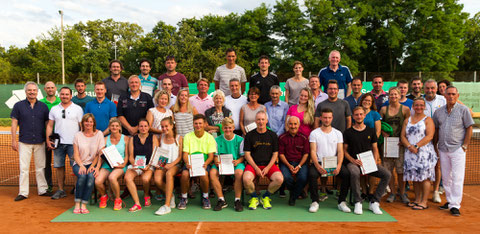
[{"xmin": 0, "ymin": 118, "xmax": 11, "ymax": 127}]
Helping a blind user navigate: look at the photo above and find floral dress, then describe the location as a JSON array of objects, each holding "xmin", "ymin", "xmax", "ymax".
[{"xmin": 403, "ymin": 116, "xmax": 438, "ymax": 182}]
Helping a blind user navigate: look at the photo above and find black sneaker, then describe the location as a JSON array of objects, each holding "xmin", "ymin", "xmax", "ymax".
[
  {"xmin": 14, "ymin": 195, "xmax": 27, "ymax": 201},
  {"xmin": 439, "ymin": 202, "xmax": 450, "ymax": 210},
  {"xmin": 288, "ymin": 196, "xmax": 296, "ymax": 206},
  {"xmin": 450, "ymin": 207, "xmax": 460, "ymax": 216},
  {"xmin": 214, "ymin": 199, "xmax": 228, "ymax": 211},
  {"xmin": 234, "ymin": 200, "xmax": 243, "ymax": 212}
]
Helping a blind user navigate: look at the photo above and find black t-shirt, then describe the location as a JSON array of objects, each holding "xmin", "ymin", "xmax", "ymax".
[
  {"xmin": 343, "ymin": 126, "xmax": 377, "ymax": 163},
  {"xmin": 243, "ymin": 129, "xmax": 279, "ymax": 166},
  {"xmin": 249, "ymin": 72, "xmax": 279, "ymax": 105},
  {"xmin": 117, "ymin": 92, "xmax": 154, "ymax": 135}
]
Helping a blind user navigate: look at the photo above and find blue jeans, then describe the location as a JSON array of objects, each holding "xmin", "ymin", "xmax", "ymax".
[
  {"xmin": 53, "ymin": 144, "xmax": 74, "ymax": 168},
  {"xmin": 72, "ymin": 164, "xmax": 95, "ymax": 204},
  {"xmin": 279, "ymin": 161, "xmax": 308, "ymax": 200}
]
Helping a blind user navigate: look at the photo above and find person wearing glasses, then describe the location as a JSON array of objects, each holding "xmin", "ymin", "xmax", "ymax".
[
  {"xmin": 313, "ymin": 80, "xmax": 352, "ymax": 133},
  {"xmin": 117, "ymin": 75, "xmax": 154, "ymax": 136},
  {"xmin": 46, "ymin": 87, "xmax": 84, "ymax": 200}
]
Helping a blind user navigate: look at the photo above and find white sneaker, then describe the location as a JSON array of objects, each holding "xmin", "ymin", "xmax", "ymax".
[
  {"xmin": 155, "ymin": 205, "xmax": 171, "ymax": 215},
  {"xmin": 337, "ymin": 201, "xmax": 351, "ymax": 213},
  {"xmin": 369, "ymin": 202, "xmax": 383, "ymax": 215},
  {"xmin": 170, "ymin": 195, "xmax": 176, "ymax": 208},
  {"xmin": 433, "ymin": 191, "xmax": 442, "ymax": 203},
  {"xmin": 309, "ymin": 201, "xmax": 319, "ymax": 213},
  {"xmin": 354, "ymin": 202, "xmax": 363, "ymax": 215}
]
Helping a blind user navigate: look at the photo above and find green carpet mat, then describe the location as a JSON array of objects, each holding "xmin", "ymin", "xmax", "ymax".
[{"xmin": 51, "ymin": 191, "xmax": 396, "ymax": 222}]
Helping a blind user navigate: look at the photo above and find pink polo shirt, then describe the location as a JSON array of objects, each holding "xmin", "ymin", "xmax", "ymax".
[{"xmin": 189, "ymin": 94, "xmax": 214, "ymax": 115}]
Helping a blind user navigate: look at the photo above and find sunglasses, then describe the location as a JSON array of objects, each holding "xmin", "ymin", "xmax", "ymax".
[{"xmin": 62, "ymin": 109, "xmax": 66, "ymax": 119}]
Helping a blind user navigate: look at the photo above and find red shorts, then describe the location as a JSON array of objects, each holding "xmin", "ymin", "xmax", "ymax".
[{"xmin": 244, "ymin": 164, "xmax": 281, "ymax": 179}]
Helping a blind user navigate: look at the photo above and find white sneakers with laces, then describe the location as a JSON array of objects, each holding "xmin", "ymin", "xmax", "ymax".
[
  {"xmin": 309, "ymin": 201, "xmax": 319, "ymax": 213},
  {"xmin": 369, "ymin": 202, "xmax": 383, "ymax": 215}
]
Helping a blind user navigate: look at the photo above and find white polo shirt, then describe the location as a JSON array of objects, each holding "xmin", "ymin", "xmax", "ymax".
[
  {"xmin": 49, "ymin": 103, "xmax": 83, "ymax": 144},
  {"xmin": 424, "ymin": 95, "xmax": 446, "ymax": 117}
]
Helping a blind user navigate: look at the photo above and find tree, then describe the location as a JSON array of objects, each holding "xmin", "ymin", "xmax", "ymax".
[{"xmin": 458, "ymin": 12, "xmax": 480, "ymax": 71}]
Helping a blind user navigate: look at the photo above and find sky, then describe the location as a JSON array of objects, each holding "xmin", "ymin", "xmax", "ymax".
[{"xmin": 1, "ymin": 0, "xmax": 479, "ymax": 49}]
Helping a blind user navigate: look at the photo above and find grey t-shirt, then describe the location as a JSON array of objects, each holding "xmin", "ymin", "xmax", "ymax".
[
  {"xmin": 433, "ymin": 103, "xmax": 474, "ymax": 152},
  {"xmin": 213, "ymin": 64, "xmax": 247, "ymax": 96},
  {"xmin": 285, "ymin": 78, "xmax": 309, "ymax": 106},
  {"xmin": 314, "ymin": 99, "xmax": 352, "ymax": 133}
]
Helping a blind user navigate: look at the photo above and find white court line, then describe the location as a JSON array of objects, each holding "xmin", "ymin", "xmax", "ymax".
[
  {"xmin": 194, "ymin": 221, "xmax": 203, "ymax": 234},
  {"xmin": 1, "ymin": 175, "xmax": 19, "ymax": 183},
  {"xmin": 0, "ymin": 159, "xmax": 19, "ymax": 165},
  {"xmin": 463, "ymin": 192, "xmax": 480, "ymax": 202}
]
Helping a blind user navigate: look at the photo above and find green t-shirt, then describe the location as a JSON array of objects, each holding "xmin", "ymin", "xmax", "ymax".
[
  {"xmin": 40, "ymin": 96, "xmax": 61, "ymax": 110},
  {"xmin": 72, "ymin": 95, "xmax": 95, "ymax": 111},
  {"xmin": 215, "ymin": 134, "xmax": 244, "ymax": 160},
  {"xmin": 183, "ymin": 131, "xmax": 217, "ymax": 161}
]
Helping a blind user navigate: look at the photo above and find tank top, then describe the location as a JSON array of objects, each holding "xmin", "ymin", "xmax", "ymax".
[
  {"xmin": 384, "ymin": 104, "xmax": 405, "ymax": 137},
  {"xmin": 149, "ymin": 107, "xmax": 173, "ymax": 130},
  {"xmin": 159, "ymin": 134, "xmax": 180, "ymax": 163},
  {"xmin": 102, "ymin": 134, "xmax": 126, "ymax": 169},
  {"xmin": 133, "ymin": 133, "xmax": 154, "ymax": 163}
]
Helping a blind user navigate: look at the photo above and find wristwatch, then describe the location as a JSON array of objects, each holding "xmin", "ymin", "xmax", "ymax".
[
  {"xmin": 414, "ymin": 144, "xmax": 419, "ymax": 149},
  {"xmin": 462, "ymin": 145, "xmax": 468, "ymax": 151}
]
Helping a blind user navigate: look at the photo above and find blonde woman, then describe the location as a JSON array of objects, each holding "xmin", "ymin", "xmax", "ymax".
[
  {"xmin": 286, "ymin": 87, "xmax": 314, "ymax": 137},
  {"xmin": 147, "ymin": 90, "xmax": 173, "ymax": 134},
  {"xmin": 205, "ymin": 90, "xmax": 232, "ymax": 134},
  {"xmin": 171, "ymin": 88, "xmax": 198, "ymax": 136}
]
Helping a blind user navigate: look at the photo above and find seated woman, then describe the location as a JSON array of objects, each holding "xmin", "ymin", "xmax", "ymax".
[
  {"xmin": 124, "ymin": 118, "xmax": 158, "ymax": 212},
  {"xmin": 72, "ymin": 113, "xmax": 105, "ymax": 214},
  {"xmin": 239, "ymin": 87, "xmax": 266, "ymax": 136},
  {"xmin": 94, "ymin": 118, "xmax": 130, "ymax": 210},
  {"xmin": 147, "ymin": 90, "xmax": 173, "ymax": 134},
  {"xmin": 172, "ymin": 88, "xmax": 198, "ymax": 137},
  {"xmin": 205, "ymin": 90, "xmax": 232, "ymax": 135},
  {"xmin": 154, "ymin": 117, "xmax": 183, "ymax": 215}
]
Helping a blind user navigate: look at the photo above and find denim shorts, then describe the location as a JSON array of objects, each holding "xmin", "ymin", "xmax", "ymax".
[{"xmin": 53, "ymin": 144, "xmax": 74, "ymax": 168}]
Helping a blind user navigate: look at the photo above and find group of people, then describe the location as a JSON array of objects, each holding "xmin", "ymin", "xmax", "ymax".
[{"xmin": 11, "ymin": 49, "xmax": 474, "ymax": 218}]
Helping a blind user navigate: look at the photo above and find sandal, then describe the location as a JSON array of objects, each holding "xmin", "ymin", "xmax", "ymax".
[
  {"xmin": 73, "ymin": 208, "xmax": 81, "ymax": 214},
  {"xmin": 129, "ymin": 204, "xmax": 142, "ymax": 212},
  {"xmin": 412, "ymin": 204, "xmax": 428, "ymax": 210},
  {"xmin": 407, "ymin": 202, "xmax": 418, "ymax": 208},
  {"xmin": 144, "ymin": 196, "xmax": 151, "ymax": 207},
  {"xmin": 80, "ymin": 208, "xmax": 90, "ymax": 214}
]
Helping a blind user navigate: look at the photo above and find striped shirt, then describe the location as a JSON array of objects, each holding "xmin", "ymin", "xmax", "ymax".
[
  {"xmin": 139, "ymin": 74, "xmax": 158, "ymax": 97},
  {"xmin": 174, "ymin": 112, "xmax": 194, "ymax": 137}
]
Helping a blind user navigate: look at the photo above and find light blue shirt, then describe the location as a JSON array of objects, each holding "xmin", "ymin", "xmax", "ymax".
[{"xmin": 265, "ymin": 100, "xmax": 289, "ymax": 136}]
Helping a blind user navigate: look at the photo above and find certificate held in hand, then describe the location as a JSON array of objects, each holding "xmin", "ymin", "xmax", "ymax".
[
  {"xmin": 244, "ymin": 122, "xmax": 257, "ymax": 133},
  {"xmin": 150, "ymin": 147, "xmax": 170, "ymax": 168},
  {"xmin": 189, "ymin": 153, "xmax": 206, "ymax": 177},
  {"xmin": 357, "ymin": 150, "xmax": 378, "ymax": 175},
  {"xmin": 102, "ymin": 145, "xmax": 124, "ymax": 168},
  {"xmin": 219, "ymin": 154, "xmax": 235, "ymax": 175},
  {"xmin": 321, "ymin": 156, "xmax": 337, "ymax": 177},
  {"xmin": 383, "ymin": 137, "xmax": 400, "ymax": 158},
  {"xmin": 134, "ymin": 155, "xmax": 146, "ymax": 169}
]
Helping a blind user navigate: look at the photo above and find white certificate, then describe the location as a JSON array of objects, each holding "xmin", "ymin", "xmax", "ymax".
[
  {"xmin": 384, "ymin": 137, "xmax": 400, "ymax": 158},
  {"xmin": 102, "ymin": 145, "xmax": 124, "ymax": 168},
  {"xmin": 219, "ymin": 154, "xmax": 235, "ymax": 175},
  {"xmin": 338, "ymin": 89, "xmax": 345, "ymax": 99},
  {"xmin": 150, "ymin": 147, "xmax": 170, "ymax": 167},
  {"xmin": 357, "ymin": 150, "xmax": 378, "ymax": 175},
  {"xmin": 322, "ymin": 156, "xmax": 338, "ymax": 169},
  {"xmin": 189, "ymin": 154, "xmax": 206, "ymax": 177},
  {"xmin": 245, "ymin": 122, "xmax": 257, "ymax": 133}
]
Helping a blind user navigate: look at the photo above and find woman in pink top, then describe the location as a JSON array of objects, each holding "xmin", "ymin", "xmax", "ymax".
[
  {"xmin": 286, "ymin": 87, "xmax": 315, "ymax": 137},
  {"xmin": 72, "ymin": 113, "xmax": 105, "ymax": 214}
]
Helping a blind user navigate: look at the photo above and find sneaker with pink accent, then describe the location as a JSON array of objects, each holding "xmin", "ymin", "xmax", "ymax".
[
  {"xmin": 99, "ymin": 195, "xmax": 108, "ymax": 208},
  {"xmin": 113, "ymin": 198, "xmax": 123, "ymax": 211},
  {"xmin": 144, "ymin": 196, "xmax": 151, "ymax": 207}
]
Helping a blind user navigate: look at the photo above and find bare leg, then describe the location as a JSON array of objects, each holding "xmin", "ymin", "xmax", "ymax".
[
  {"xmin": 94, "ymin": 169, "xmax": 110, "ymax": 196},
  {"xmin": 199, "ymin": 172, "xmax": 210, "ymax": 194},
  {"xmin": 210, "ymin": 168, "xmax": 223, "ymax": 198},
  {"xmin": 243, "ymin": 171, "xmax": 256, "ymax": 194},
  {"xmin": 125, "ymin": 169, "xmax": 140, "ymax": 205},
  {"xmin": 267, "ymin": 172, "xmax": 284, "ymax": 194},
  {"xmin": 234, "ymin": 169, "xmax": 244, "ymax": 199},
  {"xmin": 164, "ymin": 166, "xmax": 179, "ymax": 207},
  {"xmin": 154, "ymin": 169, "xmax": 166, "ymax": 194},
  {"xmin": 419, "ymin": 180, "xmax": 431, "ymax": 207},
  {"xmin": 413, "ymin": 182, "xmax": 421, "ymax": 204},
  {"xmin": 108, "ymin": 169, "xmax": 125, "ymax": 199},
  {"xmin": 433, "ymin": 162, "xmax": 441, "ymax": 192},
  {"xmin": 180, "ymin": 170, "xmax": 190, "ymax": 194},
  {"xmin": 142, "ymin": 170, "xmax": 153, "ymax": 198}
]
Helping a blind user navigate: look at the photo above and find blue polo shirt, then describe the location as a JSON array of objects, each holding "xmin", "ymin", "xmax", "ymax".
[
  {"xmin": 318, "ymin": 64, "xmax": 353, "ymax": 92},
  {"xmin": 10, "ymin": 99, "xmax": 49, "ymax": 144},
  {"xmin": 85, "ymin": 98, "xmax": 117, "ymax": 131},
  {"xmin": 344, "ymin": 94, "xmax": 364, "ymax": 113}
]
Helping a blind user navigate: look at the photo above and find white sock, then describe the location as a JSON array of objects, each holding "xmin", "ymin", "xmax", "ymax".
[
  {"xmin": 181, "ymin": 193, "xmax": 188, "ymax": 199},
  {"xmin": 235, "ymin": 198, "xmax": 240, "ymax": 202},
  {"xmin": 203, "ymin": 193, "xmax": 208, "ymax": 198}
]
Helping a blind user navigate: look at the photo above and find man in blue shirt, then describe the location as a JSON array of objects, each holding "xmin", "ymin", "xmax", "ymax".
[
  {"xmin": 85, "ymin": 81, "xmax": 117, "ymax": 135},
  {"xmin": 318, "ymin": 50, "xmax": 353, "ymax": 98},
  {"xmin": 344, "ymin": 78, "xmax": 364, "ymax": 113},
  {"xmin": 11, "ymin": 82, "xmax": 51, "ymax": 201},
  {"xmin": 138, "ymin": 58, "xmax": 158, "ymax": 97},
  {"xmin": 265, "ymin": 85, "xmax": 289, "ymax": 136}
]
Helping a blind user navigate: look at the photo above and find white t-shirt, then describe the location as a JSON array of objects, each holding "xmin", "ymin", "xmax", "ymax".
[
  {"xmin": 213, "ymin": 64, "xmax": 247, "ymax": 96},
  {"xmin": 167, "ymin": 94, "xmax": 177, "ymax": 109},
  {"xmin": 49, "ymin": 103, "xmax": 84, "ymax": 144},
  {"xmin": 225, "ymin": 95, "xmax": 248, "ymax": 130},
  {"xmin": 424, "ymin": 95, "xmax": 446, "ymax": 117},
  {"xmin": 309, "ymin": 127, "xmax": 343, "ymax": 162}
]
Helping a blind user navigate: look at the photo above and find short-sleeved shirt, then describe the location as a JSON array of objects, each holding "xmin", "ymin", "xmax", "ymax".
[
  {"xmin": 383, "ymin": 98, "xmax": 413, "ymax": 109},
  {"xmin": 309, "ymin": 127, "xmax": 343, "ymax": 162},
  {"xmin": 364, "ymin": 110, "xmax": 381, "ymax": 129},
  {"xmin": 158, "ymin": 73, "xmax": 189, "ymax": 96},
  {"xmin": 249, "ymin": 72, "xmax": 279, "ymax": 104},
  {"xmin": 189, "ymin": 94, "xmax": 214, "ymax": 115},
  {"xmin": 183, "ymin": 131, "xmax": 217, "ymax": 160},
  {"xmin": 102, "ymin": 76, "xmax": 129, "ymax": 103},
  {"xmin": 278, "ymin": 132, "xmax": 309, "ymax": 162},
  {"xmin": 117, "ymin": 92, "xmax": 154, "ymax": 135},
  {"xmin": 287, "ymin": 105, "xmax": 313, "ymax": 137},
  {"xmin": 433, "ymin": 103, "xmax": 474, "ymax": 152},
  {"xmin": 344, "ymin": 94, "xmax": 364, "ymax": 113},
  {"xmin": 371, "ymin": 91, "xmax": 389, "ymax": 111},
  {"xmin": 11, "ymin": 99, "xmax": 49, "ymax": 144},
  {"xmin": 85, "ymin": 98, "xmax": 117, "ymax": 132},
  {"xmin": 314, "ymin": 99, "xmax": 352, "ymax": 133},
  {"xmin": 214, "ymin": 64, "xmax": 247, "ymax": 96},
  {"xmin": 215, "ymin": 134, "xmax": 244, "ymax": 160},
  {"xmin": 424, "ymin": 95, "xmax": 446, "ymax": 117},
  {"xmin": 40, "ymin": 96, "xmax": 61, "ymax": 110},
  {"xmin": 73, "ymin": 131, "xmax": 105, "ymax": 166},
  {"xmin": 205, "ymin": 106, "xmax": 232, "ymax": 127},
  {"xmin": 241, "ymin": 104, "xmax": 266, "ymax": 128},
  {"xmin": 343, "ymin": 126, "xmax": 377, "ymax": 162},
  {"xmin": 243, "ymin": 129, "xmax": 278, "ymax": 166},
  {"xmin": 314, "ymin": 91, "xmax": 329, "ymax": 109},
  {"xmin": 318, "ymin": 64, "xmax": 353, "ymax": 92},
  {"xmin": 225, "ymin": 95, "xmax": 248, "ymax": 130},
  {"xmin": 265, "ymin": 101, "xmax": 289, "ymax": 136},
  {"xmin": 72, "ymin": 95, "xmax": 95, "ymax": 111},
  {"xmin": 139, "ymin": 74, "xmax": 158, "ymax": 97},
  {"xmin": 284, "ymin": 78, "xmax": 309, "ymax": 106},
  {"xmin": 49, "ymin": 103, "xmax": 84, "ymax": 144}
]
